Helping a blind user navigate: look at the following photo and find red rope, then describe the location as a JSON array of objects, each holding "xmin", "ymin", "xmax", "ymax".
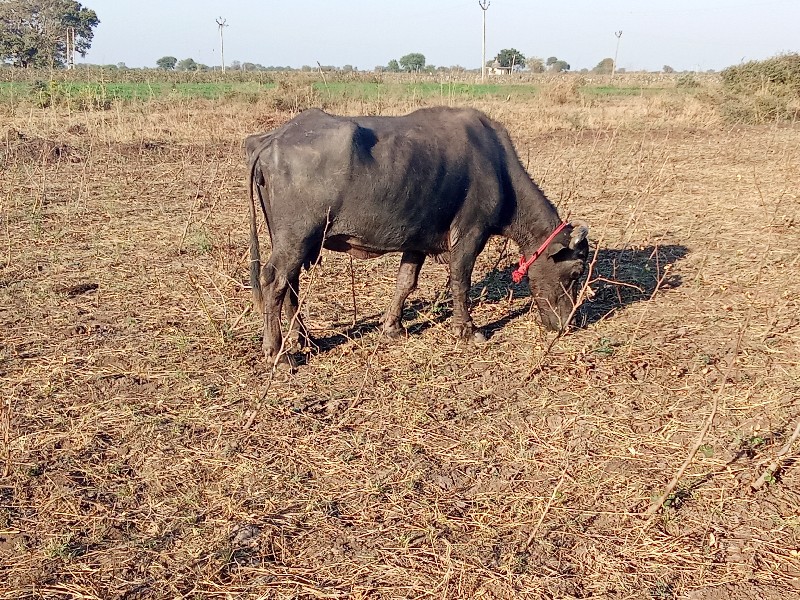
[{"xmin": 511, "ymin": 222, "xmax": 569, "ymax": 284}]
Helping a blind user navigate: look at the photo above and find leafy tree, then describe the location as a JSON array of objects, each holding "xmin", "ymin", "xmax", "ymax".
[
  {"xmin": 399, "ymin": 52, "xmax": 425, "ymax": 72},
  {"xmin": 495, "ymin": 48, "xmax": 525, "ymax": 69},
  {"xmin": 663, "ymin": 65, "xmax": 675, "ymax": 73},
  {"xmin": 156, "ymin": 55, "xmax": 177, "ymax": 70},
  {"xmin": 526, "ymin": 56, "xmax": 545, "ymax": 73},
  {"xmin": 0, "ymin": 0, "xmax": 99, "ymax": 67},
  {"xmin": 593, "ymin": 58, "xmax": 614, "ymax": 74},
  {"xmin": 386, "ymin": 58, "xmax": 400, "ymax": 72},
  {"xmin": 176, "ymin": 57, "xmax": 198, "ymax": 71},
  {"xmin": 546, "ymin": 56, "xmax": 558, "ymax": 66},
  {"xmin": 550, "ymin": 60, "xmax": 570, "ymax": 72}
]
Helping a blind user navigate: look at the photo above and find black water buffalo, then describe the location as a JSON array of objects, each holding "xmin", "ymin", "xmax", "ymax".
[{"xmin": 246, "ymin": 107, "xmax": 589, "ymax": 366}]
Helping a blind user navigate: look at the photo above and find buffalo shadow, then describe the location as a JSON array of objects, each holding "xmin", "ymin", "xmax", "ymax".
[
  {"xmin": 578, "ymin": 243, "xmax": 687, "ymax": 326},
  {"xmin": 306, "ymin": 243, "xmax": 688, "ymax": 355},
  {"xmin": 476, "ymin": 243, "xmax": 687, "ymax": 335}
]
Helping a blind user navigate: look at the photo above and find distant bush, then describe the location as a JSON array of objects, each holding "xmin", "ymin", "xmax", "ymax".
[
  {"xmin": 719, "ymin": 53, "xmax": 800, "ymax": 123},
  {"xmin": 721, "ymin": 53, "xmax": 800, "ymax": 94},
  {"xmin": 676, "ymin": 73, "xmax": 701, "ymax": 88},
  {"xmin": 267, "ymin": 77, "xmax": 322, "ymax": 112},
  {"xmin": 543, "ymin": 76, "xmax": 583, "ymax": 105}
]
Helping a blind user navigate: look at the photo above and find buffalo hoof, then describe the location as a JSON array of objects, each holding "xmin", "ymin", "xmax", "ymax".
[
  {"xmin": 471, "ymin": 330, "xmax": 487, "ymax": 345},
  {"xmin": 285, "ymin": 331, "xmax": 313, "ymax": 354},
  {"xmin": 264, "ymin": 350, "xmax": 298, "ymax": 375},
  {"xmin": 454, "ymin": 323, "xmax": 486, "ymax": 345},
  {"xmin": 380, "ymin": 315, "xmax": 405, "ymax": 339},
  {"xmin": 382, "ymin": 325, "xmax": 405, "ymax": 339}
]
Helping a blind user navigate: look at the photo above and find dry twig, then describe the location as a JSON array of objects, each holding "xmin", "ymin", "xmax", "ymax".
[
  {"xmin": 642, "ymin": 327, "xmax": 743, "ymax": 518},
  {"xmin": 751, "ymin": 417, "xmax": 800, "ymax": 490}
]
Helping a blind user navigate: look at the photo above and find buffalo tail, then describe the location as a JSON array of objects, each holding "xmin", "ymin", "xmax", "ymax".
[{"xmin": 248, "ymin": 154, "xmax": 264, "ymax": 317}]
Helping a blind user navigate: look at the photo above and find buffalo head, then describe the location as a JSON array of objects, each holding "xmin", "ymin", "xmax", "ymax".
[{"xmin": 525, "ymin": 221, "xmax": 590, "ymax": 331}]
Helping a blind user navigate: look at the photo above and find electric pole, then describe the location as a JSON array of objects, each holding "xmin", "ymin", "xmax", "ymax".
[
  {"xmin": 479, "ymin": 0, "xmax": 490, "ymax": 83},
  {"xmin": 612, "ymin": 30, "xmax": 623, "ymax": 78},
  {"xmin": 216, "ymin": 17, "xmax": 228, "ymax": 72}
]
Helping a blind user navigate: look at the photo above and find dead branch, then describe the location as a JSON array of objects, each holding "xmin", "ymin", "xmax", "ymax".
[{"xmin": 751, "ymin": 418, "xmax": 800, "ymax": 490}]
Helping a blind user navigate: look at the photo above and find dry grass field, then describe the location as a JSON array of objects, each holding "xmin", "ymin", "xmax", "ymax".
[{"xmin": 1, "ymin": 75, "xmax": 799, "ymax": 599}]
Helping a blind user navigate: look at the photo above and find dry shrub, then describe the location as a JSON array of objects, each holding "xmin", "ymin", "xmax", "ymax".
[
  {"xmin": 542, "ymin": 75, "xmax": 583, "ymax": 105},
  {"xmin": 675, "ymin": 72, "xmax": 701, "ymax": 88},
  {"xmin": 722, "ymin": 53, "xmax": 800, "ymax": 94},
  {"xmin": 720, "ymin": 90, "xmax": 800, "ymax": 124},
  {"xmin": 266, "ymin": 77, "xmax": 323, "ymax": 112},
  {"xmin": 719, "ymin": 53, "xmax": 800, "ymax": 123}
]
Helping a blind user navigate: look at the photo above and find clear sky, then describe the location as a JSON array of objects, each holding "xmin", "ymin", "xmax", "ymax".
[{"xmin": 82, "ymin": 0, "xmax": 800, "ymax": 72}]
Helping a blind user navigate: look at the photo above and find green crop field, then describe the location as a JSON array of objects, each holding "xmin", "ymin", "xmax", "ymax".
[
  {"xmin": 0, "ymin": 79, "xmax": 544, "ymax": 104},
  {"xmin": 0, "ymin": 72, "xmax": 696, "ymax": 107},
  {"xmin": 0, "ymin": 80, "xmax": 276, "ymax": 101}
]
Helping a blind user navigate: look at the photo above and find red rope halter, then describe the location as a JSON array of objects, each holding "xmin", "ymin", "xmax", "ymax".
[{"xmin": 511, "ymin": 222, "xmax": 569, "ymax": 284}]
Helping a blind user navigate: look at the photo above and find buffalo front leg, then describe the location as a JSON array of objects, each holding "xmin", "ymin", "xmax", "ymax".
[
  {"xmin": 449, "ymin": 236, "xmax": 487, "ymax": 344},
  {"xmin": 380, "ymin": 251, "xmax": 425, "ymax": 338}
]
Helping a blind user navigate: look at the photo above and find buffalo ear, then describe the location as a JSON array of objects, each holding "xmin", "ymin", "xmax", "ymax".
[{"xmin": 569, "ymin": 221, "xmax": 589, "ymax": 250}]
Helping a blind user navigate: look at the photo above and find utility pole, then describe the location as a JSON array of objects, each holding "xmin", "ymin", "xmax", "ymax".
[
  {"xmin": 216, "ymin": 17, "xmax": 228, "ymax": 72},
  {"xmin": 612, "ymin": 30, "xmax": 623, "ymax": 78},
  {"xmin": 479, "ymin": 0, "xmax": 490, "ymax": 83}
]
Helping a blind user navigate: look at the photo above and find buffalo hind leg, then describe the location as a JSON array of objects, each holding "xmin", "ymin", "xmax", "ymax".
[
  {"xmin": 260, "ymin": 255, "xmax": 300, "ymax": 369},
  {"xmin": 380, "ymin": 251, "xmax": 425, "ymax": 338},
  {"xmin": 449, "ymin": 234, "xmax": 488, "ymax": 344},
  {"xmin": 283, "ymin": 270, "xmax": 312, "ymax": 353}
]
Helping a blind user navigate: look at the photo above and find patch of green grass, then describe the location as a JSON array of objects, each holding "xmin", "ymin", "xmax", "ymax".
[
  {"xmin": 594, "ymin": 337, "xmax": 620, "ymax": 356},
  {"xmin": 2, "ymin": 78, "xmax": 686, "ymax": 106},
  {"xmin": 0, "ymin": 81, "xmax": 30, "ymax": 103},
  {"xmin": 44, "ymin": 534, "xmax": 84, "ymax": 560},
  {"xmin": 4, "ymin": 79, "xmax": 544, "ymax": 105},
  {"xmin": 0, "ymin": 80, "xmax": 277, "ymax": 104},
  {"xmin": 581, "ymin": 85, "xmax": 671, "ymax": 97},
  {"xmin": 313, "ymin": 81, "xmax": 540, "ymax": 101}
]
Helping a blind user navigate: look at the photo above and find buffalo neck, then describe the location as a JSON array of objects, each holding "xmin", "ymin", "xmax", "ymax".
[{"xmin": 502, "ymin": 169, "xmax": 564, "ymax": 255}]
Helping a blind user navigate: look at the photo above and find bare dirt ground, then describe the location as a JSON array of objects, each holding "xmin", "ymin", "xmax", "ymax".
[{"xmin": 1, "ymin": 90, "xmax": 799, "ymax": 598}]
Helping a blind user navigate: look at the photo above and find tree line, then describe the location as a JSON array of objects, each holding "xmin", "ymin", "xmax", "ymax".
[
  {"xmin": 0, "ymin": 0, "xmax": 99, "ymax": 68},
  {"xmin": 378, "ymin": 51, "xmax": 571, "ymax": 74}
]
